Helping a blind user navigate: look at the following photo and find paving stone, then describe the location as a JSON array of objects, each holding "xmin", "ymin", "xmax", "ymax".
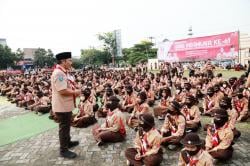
[{"xmin": 1, "ymin": 98, "xmax": 250, "ymax": 166}]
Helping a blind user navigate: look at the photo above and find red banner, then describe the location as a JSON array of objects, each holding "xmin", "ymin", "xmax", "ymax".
[{"xmin": 158, "ymin": 31, "xmax": 239, "ymax": 62}]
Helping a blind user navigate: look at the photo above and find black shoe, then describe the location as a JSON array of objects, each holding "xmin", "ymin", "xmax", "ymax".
[
  {"xmin": 96, "ymin": 141, "xmax": 104, "ymax": 146},
  {"xmin": 68, "ymin": 141, "xmax": 79, "ymax": 148},
  {"xmin": 60, "ymin": 150, "xmax": 77, "ymax": 159},
  {"xmin": 48, "ymin": 115, "xmax": 53, "ymax": 120}
]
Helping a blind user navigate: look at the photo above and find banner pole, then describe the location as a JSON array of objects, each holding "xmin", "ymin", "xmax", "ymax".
[{"xmin": 238, "ymin": 30, "xmax": 240, "ymax": 64}]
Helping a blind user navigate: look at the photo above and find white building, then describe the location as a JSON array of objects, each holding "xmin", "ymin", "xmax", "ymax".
[
  {"xmin": 23, "ymin": 48, "xmax": 38, "ymax": 60},
  {"xmin": 239, "ymin": 33, "xmax": 250, "ymax": 65},
  {"xmin": 0, "ymin": 38, "xmax": 7, "ymax": 46}
]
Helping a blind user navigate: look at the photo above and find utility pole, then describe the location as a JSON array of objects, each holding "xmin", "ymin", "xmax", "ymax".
[{"xmin": 188, "ymin": 26, "xmax": 193, "ymax": 37}]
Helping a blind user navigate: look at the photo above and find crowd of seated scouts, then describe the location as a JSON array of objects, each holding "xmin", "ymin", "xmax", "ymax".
[{"xmin": 1, "ymin": 61, "xmax": 250, "ymax": 166}]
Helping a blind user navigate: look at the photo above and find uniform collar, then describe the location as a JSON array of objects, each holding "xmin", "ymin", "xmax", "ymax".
[{"xmin": 56, "ymin": 64, "xmax": 67, "ymax": 73}]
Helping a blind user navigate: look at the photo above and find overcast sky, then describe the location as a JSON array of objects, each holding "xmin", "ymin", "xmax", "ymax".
[{"xmin": 0, "ymin": 0, "xmax": 250, "ymax": 57}]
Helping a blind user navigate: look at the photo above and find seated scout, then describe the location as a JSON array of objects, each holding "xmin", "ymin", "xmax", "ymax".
[
  {"xmin": 232, "ymin": 89, "xmax": 249, "ymax": 122},
  {"xmin": 127, "ymin": 91, "xmax": 150, "ymax": 129},
  {"xmin": 161, "ymin": 101, "xmax": 186, "ymax": 150},
  {"xmin": 92, "ymin": 96, "xmax": 126, "ymax": 146},
  {"xmin": 153, "ymin": 87, "xmax": 171, "ymax": 120},
  {"xmin": 71, "ymin": 88, "xmax": 97, "ymax": 128},
  {"xmin": 122, "ymin": 85, "xmax": 136, "ymax": 113},
  {"xmin": 205, "ymin": 108, "xmax": 234, "ymax": 160},
  {"xmin": 125, "ymin": 113, "xmax": 163, "ymax": 166},
  {"xmin": 219, "ymin": 96, "xmax": 241, "ymax": 139},
  {"xmin": 203, "ymin": 87, "xmax": 216, "ymax": 116},
  {"xmin": 178, "ymin": 133, "xmax": 214, "ymax": 166},
  {"xmin": 181, "ymin": 95, "xmax": 201, "ymax": 132}
]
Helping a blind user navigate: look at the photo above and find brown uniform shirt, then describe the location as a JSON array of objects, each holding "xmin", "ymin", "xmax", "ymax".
[
  {"xmin": 232, "ymin": 97, "xmax": 248, "ymax": 121},
  {"xmin": 78, "ymin": 99, "xmax": 94, "ymax": 117},
  {"xmin": 178, "ymin": 149, "xmax": 214, "ymax": 166},
  {"xmin": 134, "ymin": 128, "xmax": 162, "ymax": 156},
  {"xmin": 205, "ymin": 123, "xmax": 234, "ymax": 152},
  {"xmin": 227, "ymin": 108, "xmax": 238, "ymax": 129},
  {"xmin": 51, "ymin": 65, "xmax": 74, "ymax": 113},
  {"xmin": 181, "ymin": 105, "xmax": 201, "ymax": 124},
  {"xmin": 102, "ymin": 108, "xmax": 126, "ymax": 134},
  {"xmin": 161, "ymin": 114, "xmax": 186, "ymax": 137},
  {"xmin": 203, "ymin": 96, "xmax": 216, "ymax": 112}
]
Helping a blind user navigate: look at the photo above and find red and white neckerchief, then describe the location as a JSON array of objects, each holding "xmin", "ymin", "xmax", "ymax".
[
  {"xmin": 207, "ymin": 98, "xmax": 214, "ymax": 109},
  {"xmin": 140, "ymin": 129, "xmax": 152, "ymax": 155},
  {"xmin": 161, "ymin": 98, "xmax": 167, "ymax": 107},
  {"xmin": 55, "ymin": 65, "xmax": 77, "ymax": 107},
  {"xmin": 235, "ymin": 100, "xmax": 244, "ymax": 113},
  {"xmin": 170, "ymin": 116, "xmax": 177, "ymax": 135},
  {"xmin": 126, "ymin": 95, "xmax": 133, "ymax": 105},
  {"xmin": 211, "ymin": 125, "xmax": 219, "ymax": 148},
  {"xmin": 211, "ymin": 123, "xmax": 229, "ymax": 147},
  {"xmin": 187, "ymin": 157, "xmax": 199, "ymax": 166},
  {"xmin": 136, "ymin": 104, "xmax": 144, "ymax": 113},
  {"xmin": 187, "ymin": 150, "xmax": 203, "ymax": 166},
  {"xmin": 183, "ymin": 106, "xmax": 190, "ymax": 120},
  {"xmin": 112, "ymin": 111, "xmax": 126, "ymax": 136},
  {"xmin": 105, "ymin": 110, "xmax": 115, "ymax": 127}
]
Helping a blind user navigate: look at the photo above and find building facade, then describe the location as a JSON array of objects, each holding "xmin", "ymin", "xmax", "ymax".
[
  {"xmin": 239, "ymin": 33, "xmax": 250, "ymax": 65},
  {"xmin": 0, "ymin": 38, "xmax": 7, "ymax": 46},
  {"xmin": 23, "ymin": 48, "xmax": 38, "ymax": 60}
]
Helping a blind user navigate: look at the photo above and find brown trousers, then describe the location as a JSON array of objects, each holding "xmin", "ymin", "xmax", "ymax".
[
  {"xmin": 233, "ymin": 128, "xmax": 241, "ymax": 139},
  {"xmin": 125, "ymin": 148, "xmax": 163, "ymax": 166},
  {"xmin": 35, "ymin": 106, "xmax": 51, "ymax": 114},
  {"xmin": 153, "ymin": 106, "xmax": 167, "ymax": 117},
  {"xmin": 55, "ymin": 112, "xmax": 72, "ymax": 152},
  {"xmin": 126, "ymin": 117, "xmax": 139, "ymax": 129},
  {"xmin": 72, "ymin": 116, "xmax": 97, "ymax": 128},
  {"xmin": 97, "ymin": 108, "xmax": 107, "ymax": 118},
  {"xmin": 209, "ymin": 146, "xmax": 233, "ymax": 160},
  {"xmin": 161, "ymin": 131, "xmax": 183, "ymax": 145},
  {"xmin": 186, "ymin": 122, "xmax": 200, "ymax": 132},
  {"xmin": 92, "ymin": 124, "xmax": 124, "ymax": 143}
]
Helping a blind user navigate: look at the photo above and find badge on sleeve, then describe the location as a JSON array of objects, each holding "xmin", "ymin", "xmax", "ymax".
[{"xmin": 58, "ymin": 75, "xmax": 64, "ymax": 82}]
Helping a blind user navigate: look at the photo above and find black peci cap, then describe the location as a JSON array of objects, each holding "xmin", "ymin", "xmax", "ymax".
[{"xmin": 56, "ymin": 52, "xmax": 71, "ymax": 60}]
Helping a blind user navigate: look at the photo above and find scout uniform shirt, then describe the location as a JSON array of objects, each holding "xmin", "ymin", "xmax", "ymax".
[
  {"xmin": 134, "ymin": 128, "xmax": 162, "ymax": 156},
  {"xmin": 233, "ymin": 97, "xmax": 248, "ymax": 121},
  {"xmin": 51, "ymin": 65, "xmax": 75, "ymax": 113},
  {"xmin": 78, "ymin": 99, "xmax": 94, "ymax": 117},
  {"xmin": 178, "ymin": 149, "xmax": 214, "ymax": 166},
  {"xmin": 132, "ymin": 102, "xmax": 150, "ymax": 118},
  {"xmin": 205, "ymin": 123, "xmax": 234, "ymax": 152},
  {"xmin": 123, "ymin": 93, "xmax": 136, "ymax": 107},
  {"xmin": 101, "ymin": 108, "xmax": 126, "ymax": 136},
  {"xmin": 181, "ymin": 105, "xmax": 201, "ymax": 124},
  {"xmin": 226, "ymin": 108, "xmax": 238, "ymax": 130},
  {"xmin": 161, "ymin": 114, "xmax": 186, "ymax": 137},
  {"xmin": 203, "ymin": 96, "xmax": 216, "ymax": 113}
]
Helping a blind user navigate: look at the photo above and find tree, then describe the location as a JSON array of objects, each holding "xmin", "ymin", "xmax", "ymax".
[
  {"xmin": 0, "ymin": 45, "xmax": 17, "ymax": 69},
  {"xmin": 33, "ymin": 48, "xmax": 56, "ymax": 68},
  {"xmin": 97, "ymin": 32, "xmax": 116, "ymax": 65},
  {"xmin": 80, "ymin": 48, "xmax": 111, "ymax": 66},
  {"xmin": 72, "ymin": 58, "xmax": 82, "ymax": 69},
  {"xmin": 15, "ymin": 48, "xmax": 24, "ymax": 61},
  {"xmin": 123, "ymin": 40, "xmax": 157, "ymax": 66}
]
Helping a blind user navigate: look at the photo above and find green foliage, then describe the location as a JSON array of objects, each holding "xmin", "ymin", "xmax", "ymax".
[
  {"xmin": 33, "ymin": 48, "xmax": 56, "ymax": 68},
  {"xmin": 0, "ymin": 45, "xmax": 22, "ymax": 69},
  {"xmin": 72, "ymin": 58, "xmax": 82, "ymax": 69},
  {"xmin": 123, "ymin": 40, "xmax": 157, "ymax": 66},
  {"xmin": 15, "ymin": 48, "xmax": 24, "ymax": 61},
  {"xmin": 97, "ymin": 32, "xmax": 116, "ymax": 58},
  {"xmin": 80, "ymin": 48, "xmax": 111, "ymax": 65},
  {"xmin": 79, "ymin": 33, "xmax": 157, "ymax": 66}
]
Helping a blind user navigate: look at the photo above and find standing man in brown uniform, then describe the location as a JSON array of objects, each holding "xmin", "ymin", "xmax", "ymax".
[{"xmin": 51, "ymin": 52, "xmax": 81, "ymax": 158}]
